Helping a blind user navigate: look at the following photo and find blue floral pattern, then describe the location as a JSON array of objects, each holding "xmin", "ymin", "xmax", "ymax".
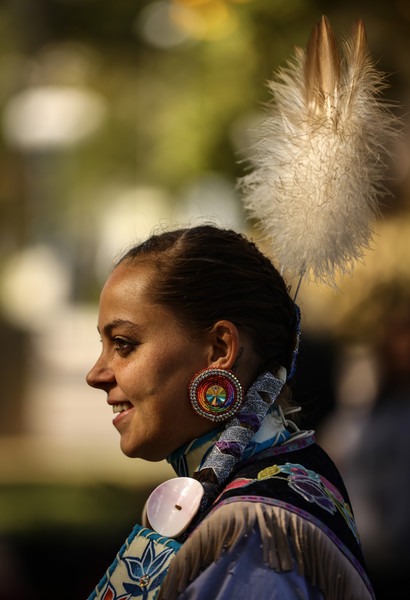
[
  {"xmin": 121, "ymin": 542, "xmax": 175, "ymax": 599},
  {"xmin": 93, "ymin": 530, "xmax": 179, "ymax": 600}
]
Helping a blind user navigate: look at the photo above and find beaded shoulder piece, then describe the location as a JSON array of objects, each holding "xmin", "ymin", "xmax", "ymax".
[
  {"xmin": 88, "ymin": 525, "xmax": 181, "ymax": 600},
  {"xmin": 157, "ymin": 436, "xmax": 375, "ymax": 600},
  {"xmin": 210, "ymin": 436, "xmax": 374, "ymax": 597}
]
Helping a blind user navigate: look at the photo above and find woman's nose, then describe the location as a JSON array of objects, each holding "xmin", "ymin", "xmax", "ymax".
[{"xmin": 86, "ymin": 355, "xmax": 115, "ymax": 390}]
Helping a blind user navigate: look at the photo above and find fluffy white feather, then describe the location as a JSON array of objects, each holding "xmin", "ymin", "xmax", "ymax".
[{"xmin": 239, "ymin": 16, "xmax": 400, "ymax": 286}]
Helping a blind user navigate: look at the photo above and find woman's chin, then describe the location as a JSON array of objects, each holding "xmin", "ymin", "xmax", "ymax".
[
  {"xmin": 119, "ymin": 437, "xmax": 166, "ymax": 462},
  {"xmin": 119, "ymin": 435, "xmax": 139, "ymax": 459}
]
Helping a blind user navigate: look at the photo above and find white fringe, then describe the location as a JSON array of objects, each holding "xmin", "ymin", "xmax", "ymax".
[{"xmin": 158, "ymin": 501, "xmax": 374, "ymax": 600}]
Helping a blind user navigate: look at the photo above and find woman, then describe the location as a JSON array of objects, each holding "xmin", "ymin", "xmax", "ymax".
[{"xmin": 86, "ymin": 225, "xmax": 374, "ymax": 600}]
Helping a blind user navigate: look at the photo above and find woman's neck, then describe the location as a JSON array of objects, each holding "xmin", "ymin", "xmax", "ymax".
[
  {"xmin": 167, "ymin": 426, "xmax": 224, "ymax": 478},
  {"xmin": 167, "ymin": 406, "xmax": 291, "ymax": 478}
]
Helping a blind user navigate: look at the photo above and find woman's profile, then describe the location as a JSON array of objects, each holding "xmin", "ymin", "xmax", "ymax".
[{"xmin": 86, "ymin": 225, "xmax": 374, "ymax": 600}]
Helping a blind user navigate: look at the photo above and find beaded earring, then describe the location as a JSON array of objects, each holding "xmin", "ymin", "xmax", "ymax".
[{"xmin": 188, "ymin": 367, "xmax": 244, "ymax": 422}]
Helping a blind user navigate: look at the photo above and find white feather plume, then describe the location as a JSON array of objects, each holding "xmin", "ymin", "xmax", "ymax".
[{"xmin": 239, "ymin": 16, "xmax": 400, "ymax": 286}]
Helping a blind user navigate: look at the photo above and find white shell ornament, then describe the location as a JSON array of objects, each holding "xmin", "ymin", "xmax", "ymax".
[{"xmin": 145, "ymin": 477, "xmax": 204, "ymax": 538}]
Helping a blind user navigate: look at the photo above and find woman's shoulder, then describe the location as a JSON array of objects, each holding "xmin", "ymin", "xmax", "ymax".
[
  {"xmin": 158, "ymin": 438, "xmax": 375, "ymax": 600},
  {"xmin": 158, "ymin": 498, "xmax": 373, "ymax": 600},
  {"xmin": 160, "ymin": 518, "xmax": 323, "ymax": 600}
]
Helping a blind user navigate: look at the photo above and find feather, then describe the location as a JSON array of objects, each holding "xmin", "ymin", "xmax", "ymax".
[
  {"xmin": 305, "ymin": 16, "xmax": 340, "ymax": 115},
  {"xmin": 239, "ymin": 16, "xmax": 400, "ymax": 286}
]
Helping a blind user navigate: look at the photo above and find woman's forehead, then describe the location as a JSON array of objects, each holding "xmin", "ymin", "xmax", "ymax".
[
  {"xmin": 102, "ymin": 262, "xmax": 152, "ymax": 298},
  {"xmin": 98, "ymin": 262, "xmax": 179, "ymax": 328}
]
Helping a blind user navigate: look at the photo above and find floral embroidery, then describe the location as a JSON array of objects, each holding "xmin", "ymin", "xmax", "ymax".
[
  {"xmin": 121, "ymin": 540, "xmax": 175, "ymax": 599},
  {"xmin": 257, "ymin": 462, "xmax": 360, "ymax": 543},
  {"xmin": 257, "ymin": 465, "xmax": 281, "ymax": 479},
  {"xmin": 101, "ymin": 583, "xmax": 130, "ymax": 600},
  {"xmin": 221, "ymin": 477, "xmax": 253, "ymax": 493},
  {"xmin": 214, "ymin": 477, "xmax": 253, "ymax": 504},
  {"xmin": 99, "ymin": 540, "xmax": 175, "ymax": 600}
]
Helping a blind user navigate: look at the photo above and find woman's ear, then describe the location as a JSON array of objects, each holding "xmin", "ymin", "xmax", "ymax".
[{"xmin": 207, "ymin": 320, "xmax": 239, "ymax": 370}]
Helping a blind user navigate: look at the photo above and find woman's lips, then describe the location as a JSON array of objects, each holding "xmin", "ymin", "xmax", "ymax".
[{"xmin": 111, "ymin": 402, "xmax": 134, "ymax": 426}]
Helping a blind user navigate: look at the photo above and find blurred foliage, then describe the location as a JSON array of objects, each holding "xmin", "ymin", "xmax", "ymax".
[
  {"xmin": 0, "ymin": 0, "xmax": 331, "ymax": 304},
  {"xmin": 0, "ymin": 482, "xmax": 151, "ymax": 534},
  {"xmin": 0, "ymin": 0, "xmax": 408, "ymax": 427},
  {"xmin": 0, "ymin": 0, "xmax": 408, "ymax": 276}
]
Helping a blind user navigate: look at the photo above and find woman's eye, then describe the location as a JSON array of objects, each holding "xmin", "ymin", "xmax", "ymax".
[{"xmin": 113, "ymin": 337, "xmax": 137, "ymax": 356}]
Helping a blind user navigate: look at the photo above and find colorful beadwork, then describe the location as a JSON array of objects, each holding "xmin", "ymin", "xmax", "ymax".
[{"xmin": 189, "ymin": 368, "xmax": 243, "ymax": 422}]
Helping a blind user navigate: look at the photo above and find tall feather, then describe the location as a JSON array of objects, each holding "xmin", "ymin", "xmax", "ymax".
[{"xmin": 239, "ymin": 16, "xmax": 400, "ymax": 286}]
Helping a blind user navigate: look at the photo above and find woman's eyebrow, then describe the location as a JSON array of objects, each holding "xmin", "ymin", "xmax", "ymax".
[{"xmin": 98, "ymin": 319, "xmax": 140, "ymax": 337}]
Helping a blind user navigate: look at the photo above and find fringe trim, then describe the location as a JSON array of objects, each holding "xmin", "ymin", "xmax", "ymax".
[{"xmin": 157, "ymin": 502, "xmax": 373, "ymax": 600}]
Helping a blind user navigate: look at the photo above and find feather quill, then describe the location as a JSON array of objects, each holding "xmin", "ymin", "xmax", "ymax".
[{"xmin": 239, "ymin": 16, "xmax": 400, "ymax": 286}]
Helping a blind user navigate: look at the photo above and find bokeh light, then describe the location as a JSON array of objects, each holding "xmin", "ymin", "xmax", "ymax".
[
  {"xmin": 163, "ymin": 0, "xmax": 241, "ymax": 41},
  {"xmin": 2, "ymin": 85, "xmax": 106, "ymax": 151},
  {"xmin": 136, "ymin": 2, "xmax": 193, "ymax": 49}
]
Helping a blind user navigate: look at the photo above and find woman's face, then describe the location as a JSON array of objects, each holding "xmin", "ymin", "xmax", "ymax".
[{"xmin": 86, "ymin": 262, "xmax": 217, "ymax": 461}]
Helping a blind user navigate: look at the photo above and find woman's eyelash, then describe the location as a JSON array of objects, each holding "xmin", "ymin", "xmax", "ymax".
[{"xmin": 112, "ymin": 337, "xmax": 138, "ymax": 354}]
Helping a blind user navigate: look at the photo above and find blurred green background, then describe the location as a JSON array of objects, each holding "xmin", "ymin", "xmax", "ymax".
[{"xmin": 1, "ymin": 0, "xmax": 410, "ymax": 597}]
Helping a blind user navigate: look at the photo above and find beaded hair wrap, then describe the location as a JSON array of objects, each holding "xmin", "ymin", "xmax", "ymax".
[
  {"xmin": 287, "ymin": 302, "xmax": 301, "ymax": 381},
  {"xmin": 192, "ymin": 370, "xmax": 286, "ymax": 517}
]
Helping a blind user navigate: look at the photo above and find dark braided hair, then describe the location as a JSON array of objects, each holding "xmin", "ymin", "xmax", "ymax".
[{"xmin": 118, "ymin": 225, "xmax": 297, "ymax": 380}]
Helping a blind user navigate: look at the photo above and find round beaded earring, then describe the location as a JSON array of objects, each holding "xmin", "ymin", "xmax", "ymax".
[{"xmin": 188, "ymin": 367, "xmax": 244, "ymax": 422}]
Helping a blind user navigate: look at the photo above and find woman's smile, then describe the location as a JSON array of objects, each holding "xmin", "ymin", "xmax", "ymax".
[
  {"xmin": 110, "ymin": 401, "xmax": 135, "ymax": 427},
  {"xmin": 86, "ymin": 262, "xmax": 218, "ymax": 461}
]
